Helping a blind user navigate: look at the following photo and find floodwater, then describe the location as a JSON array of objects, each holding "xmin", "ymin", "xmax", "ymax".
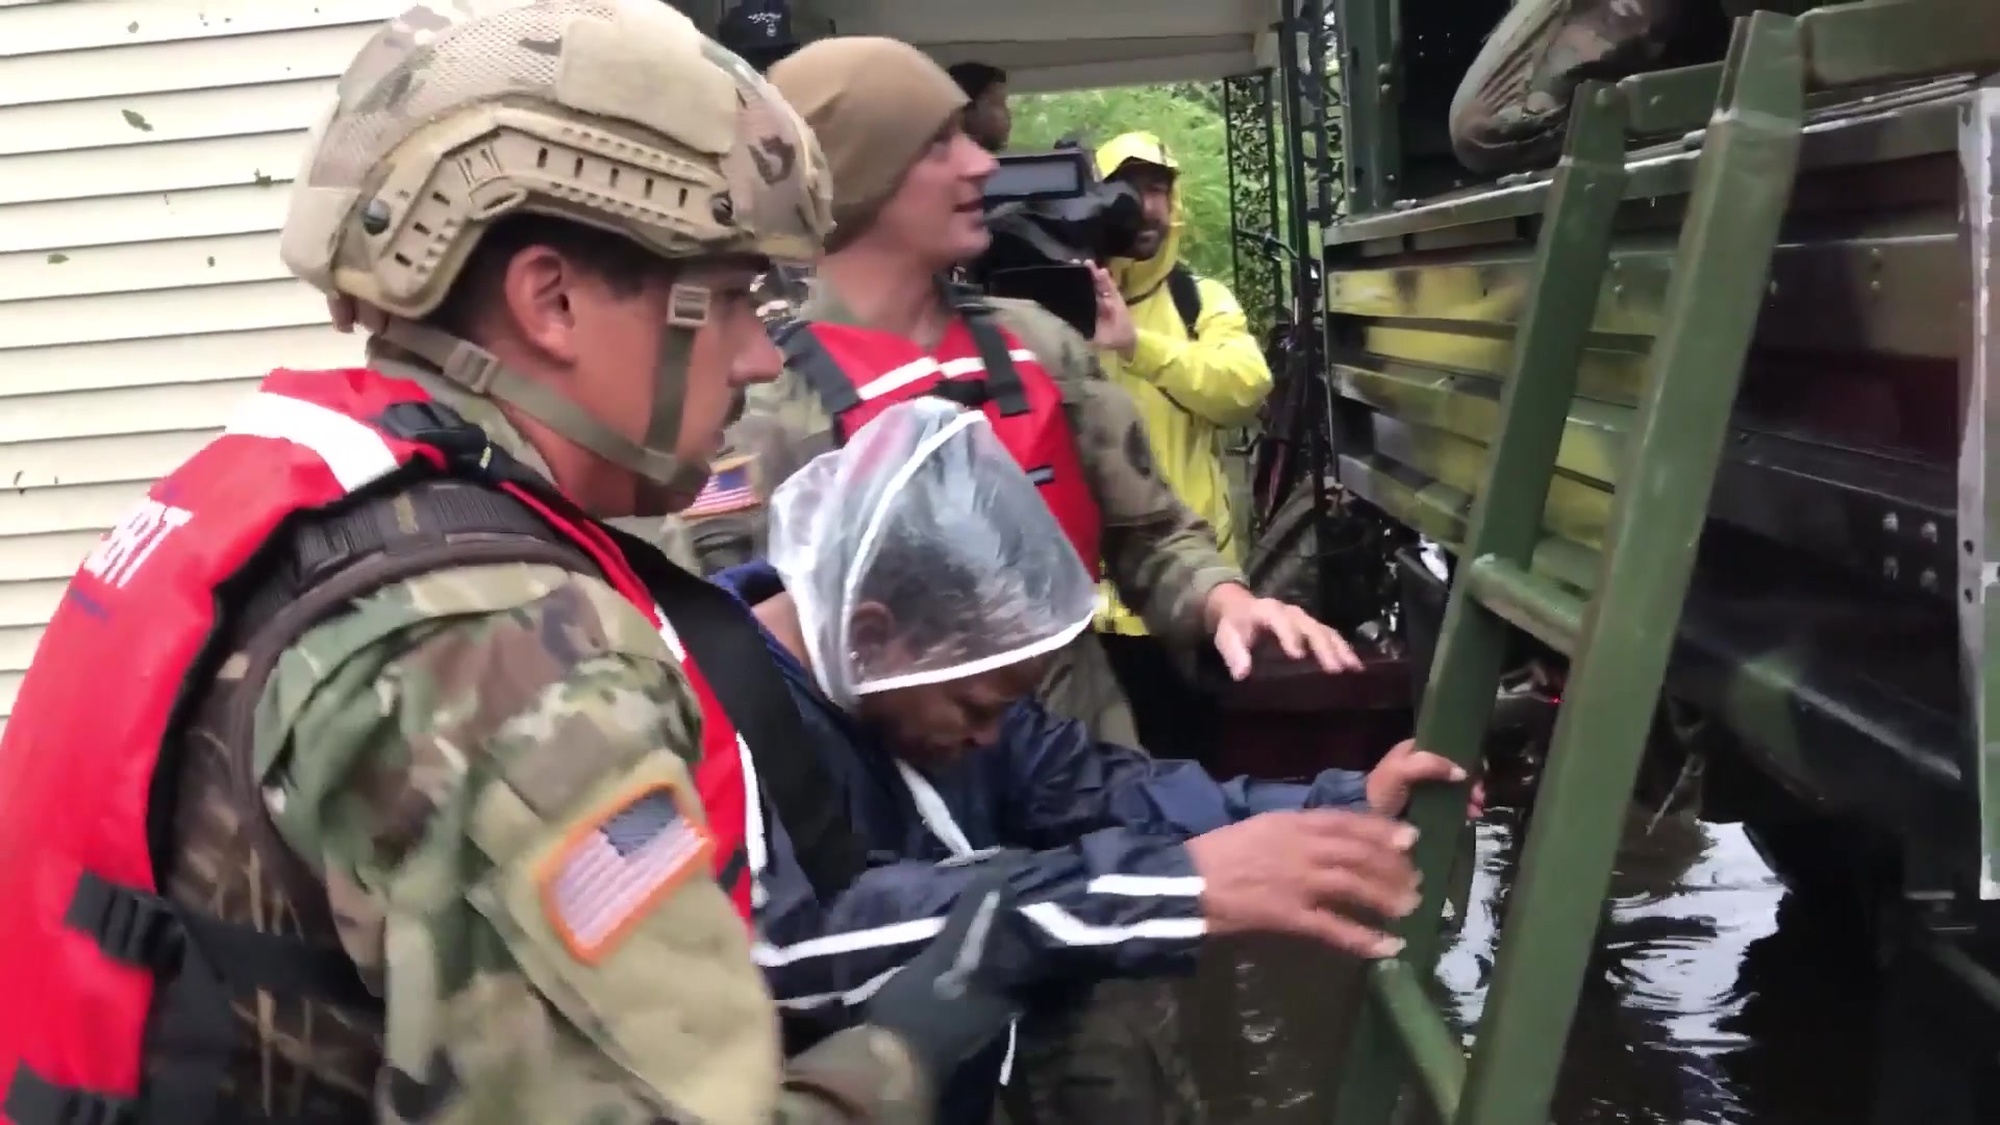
[{"xmin": 1184, "ymin": 800, "xmax": 2000, "ymax": 1125}]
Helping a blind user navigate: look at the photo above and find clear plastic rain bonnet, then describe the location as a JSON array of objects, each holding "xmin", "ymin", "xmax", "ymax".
[{"xmin": 768, "ymin": 398, "xmax": 1099, "ymax": 709}]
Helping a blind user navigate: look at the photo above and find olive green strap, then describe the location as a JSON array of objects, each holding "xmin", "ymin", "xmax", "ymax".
[{"xmin": 379, "ymin": 319, "xmax": 690, "ymax": 487}]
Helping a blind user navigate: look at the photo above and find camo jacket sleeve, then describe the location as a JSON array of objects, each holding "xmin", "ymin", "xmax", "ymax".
[
  {"xmin": 682, "ymin": 370, "xmax": 837, "ymax": 576},
  {"xmin": 987, "ymin": 298, "xmax": 1245, "ymax": 644},
  {"xmin": 252, "ymin": 561, "xmax": 927, "ymax": 1125}
]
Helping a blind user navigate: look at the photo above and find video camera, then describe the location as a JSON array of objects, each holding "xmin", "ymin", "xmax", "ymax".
[{"xmin": 966, "ymin": 145, "xmax": 1146, "ymax": 337}]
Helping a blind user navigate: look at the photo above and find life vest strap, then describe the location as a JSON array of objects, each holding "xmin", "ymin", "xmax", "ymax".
[
  {"xmin": 65, "ymin": 873, "xmax": 381, "ymax": 1006},
  {"xmin": 600, "ymin": 522, "xmax": 870, "ymax": 903},
  {"xmin": 950, "ymin": 299, "xmax": 1031, "ymax": 418},
  {"xmin": 6, "ymin": 873, "xmax": 385, "ymax": 1125}
]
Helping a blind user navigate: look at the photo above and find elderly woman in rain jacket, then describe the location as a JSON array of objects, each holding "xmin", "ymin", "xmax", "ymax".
[{"xmin": 713, "ymin": 398, "xmax": 1480, "ymax": 1123}]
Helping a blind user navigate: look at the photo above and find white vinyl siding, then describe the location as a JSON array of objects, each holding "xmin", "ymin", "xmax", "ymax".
[
  {"xmin": 0, "ymin": 0, "xmax": 1273, "ymax": 734},
  {"xmin": 0, "ymin": 0, "xmax": 393, "ymax": 732}
]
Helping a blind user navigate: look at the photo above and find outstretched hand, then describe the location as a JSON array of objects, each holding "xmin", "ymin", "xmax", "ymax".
[
  {"xmin": 1187, "ymin": 808, "xmax": 1420, "ymax": 959},
  {"xmin": 1206, "ymin": 583, "xmax": 1364, "ymax": 679},
  {"xmin": 1365, "ymin": 738, "xmax": 1485, "ymax": 819}
]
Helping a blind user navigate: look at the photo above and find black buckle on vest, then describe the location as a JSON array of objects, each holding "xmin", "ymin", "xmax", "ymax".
[
  {"xmin": 927, "ymin": 380, "xmax": 992, "ymax": 410},
  {"xmin": 4, "ymin": 1068, "xmax": 136, "ymax": 1125},
  {"xmin": 65, "ymin": 873, "xmax": 182, "ymax": 970},
  {"xmin": 956, "ymin": 305, "xmax": 1030, "ymax": 418},
  {"xmin": 375, "ymin": 400, "xmax": 555, "ymax": 502},
  {"xmin": 376, "ymin": 401, "xmax": 489, "ymax": 465}
]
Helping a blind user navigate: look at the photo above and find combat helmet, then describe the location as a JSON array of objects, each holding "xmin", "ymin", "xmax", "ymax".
[{"xmin": 279, "ymin": 0, "xmax": 834, "ymax": 497}]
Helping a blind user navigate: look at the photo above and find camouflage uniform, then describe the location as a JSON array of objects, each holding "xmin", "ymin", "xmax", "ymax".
[
  {"xmin": 1450, "ymin": 0, "xmax": 1689, "ymax": 174},
  {"xmin": 214, "ymin": 371, "xmax": 923, "ymax": 1125},
  {"xmin": 177, "ymin": 2, "xmax": 943, "ymax": 1121},
  {"xmin": 679, "ymin": 283, "xmax": 1244, "ymax": 746}
]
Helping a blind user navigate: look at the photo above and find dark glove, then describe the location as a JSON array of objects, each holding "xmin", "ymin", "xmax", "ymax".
[{"xmin": 860, "ymin": 853, "xmax": 1028, "ymax": 1085}]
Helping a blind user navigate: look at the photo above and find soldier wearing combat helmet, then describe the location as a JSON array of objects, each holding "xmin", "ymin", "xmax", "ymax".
[{"xmin": 0, "ymin": 5, "xmax": 1022, "ymax": 1125}]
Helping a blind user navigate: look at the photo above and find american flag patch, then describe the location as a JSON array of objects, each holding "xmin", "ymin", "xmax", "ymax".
[
  {"xmin": 540, "ymin": 784, "xmax": 713, "ymax": 964},
  {"xmin": 684, "ymin": 455, "xmax": 760, "ymax": 517}
]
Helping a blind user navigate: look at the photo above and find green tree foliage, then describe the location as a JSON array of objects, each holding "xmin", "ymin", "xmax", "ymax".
[{"xmin": 1008, "ymin": 84, "xmax": 1238, "ymax": 286}]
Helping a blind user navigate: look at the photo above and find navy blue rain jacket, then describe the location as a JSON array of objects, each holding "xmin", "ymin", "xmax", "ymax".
[{"xmin": 713, "ymin": 562, "xmax": 1371, "ymax": 1033}]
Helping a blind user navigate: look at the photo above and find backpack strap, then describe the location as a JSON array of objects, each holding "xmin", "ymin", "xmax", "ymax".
[
  {"xmin": 1166, "ymin": 264, "xmax": 1203, "ymax": 339},
  {"xmin": 10, "ymin": 866, "xmax": 388, "ymax": 1125},
  {"xmin": 379, "ymin": 401, "xmax": 871, "ymax": 902},
  {"xmin": 604, "ymin": 524, "xmax": 872, "ymax": 901}
]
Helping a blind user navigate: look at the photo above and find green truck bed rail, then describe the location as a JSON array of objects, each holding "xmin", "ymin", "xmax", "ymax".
[{"xmin": 1329, "ymin": 3, "xmax": 2000, "ymax": 1124}]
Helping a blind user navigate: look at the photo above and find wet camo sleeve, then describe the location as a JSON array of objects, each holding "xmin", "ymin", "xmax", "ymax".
[
  {"xmin": 661, "ymin": 263, "xmax": 827, "ymax": 576},
  {"xmin": 253, "ymin": 561, "xmax": 926, "ymax": 1125},
  {"xmin": 986, "ymin": 299, "xmax": 1243, "ymax": 644},
  {"xmin": 679, "ymin": 369, "xmax": 837, "ymax": 576}
]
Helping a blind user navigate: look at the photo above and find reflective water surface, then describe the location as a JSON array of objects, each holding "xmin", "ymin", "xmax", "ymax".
[{"xmin": 1186, "ymin": 802, "xmax": 2000, "ymax": 1124}]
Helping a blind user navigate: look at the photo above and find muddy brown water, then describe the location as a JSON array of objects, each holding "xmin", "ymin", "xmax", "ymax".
[{"xmin": 1182, "ymin": 802, "xmax": 2000, "ymax": 1124}]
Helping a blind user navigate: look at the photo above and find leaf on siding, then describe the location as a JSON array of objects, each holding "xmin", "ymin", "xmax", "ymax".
[
  {"xmin": 122, "ymin": 109, "xmax": 154, "ymax": 132},
  {"xmin": 46, "ymin": 253, "xmax": 69, "ymax": 264}
]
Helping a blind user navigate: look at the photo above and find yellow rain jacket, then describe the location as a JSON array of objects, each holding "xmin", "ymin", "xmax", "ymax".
[{"xmin": 1093, "ymin": 131, "xmax": 1274, "ymax": 637}]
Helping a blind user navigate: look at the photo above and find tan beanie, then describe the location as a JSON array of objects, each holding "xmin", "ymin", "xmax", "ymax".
[{"xmin": 768, "ymin": 37, "xmax": 969, "ymax": 245}]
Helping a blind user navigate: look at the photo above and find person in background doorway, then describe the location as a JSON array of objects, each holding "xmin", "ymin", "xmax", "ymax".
[
  {"xmin": 1091, "ymin": 131, "xmax": 1276, "ymax": 764},
  {"xmin": 948, "ymin": 61, "xmax": 1013, "ymax": 153}
]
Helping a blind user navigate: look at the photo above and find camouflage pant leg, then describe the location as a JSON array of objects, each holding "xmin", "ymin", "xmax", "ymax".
[
  {"xmin": 1448, "ymin": 0, "xmax": 1687, "ymax": 174},
  {"xmin": 1001, "ymin": 978, "xmax": 1205, "ymax": 1125},
  {"xmin": 1037, "ymin": 631, "xmax": 1141, "ymax": 749}
]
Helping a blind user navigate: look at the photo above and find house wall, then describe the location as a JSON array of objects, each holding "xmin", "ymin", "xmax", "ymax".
[{"xmin": 0, "ymin": 0, "xmax": 393, "ymax": 731}]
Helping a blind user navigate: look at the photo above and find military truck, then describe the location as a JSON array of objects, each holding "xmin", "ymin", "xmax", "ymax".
[{"xmin": 1275, "ymin": 0, "xmax": 2000, "ymax": 1122}]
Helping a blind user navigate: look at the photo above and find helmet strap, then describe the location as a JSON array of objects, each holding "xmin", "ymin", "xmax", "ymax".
[{"xmin": 377, "ymin": 318, "xmax": 689, "ymax": 487}]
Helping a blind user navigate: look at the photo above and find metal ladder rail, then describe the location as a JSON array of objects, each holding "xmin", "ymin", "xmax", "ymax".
[{"xmin": 1328, "ymin": 11, "xmax": 1810, "ymax": 1125}]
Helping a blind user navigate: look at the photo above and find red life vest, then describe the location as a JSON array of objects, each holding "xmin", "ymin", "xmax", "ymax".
[
  {"xmin": 776, "ymin": 301, "xmax": 1104, "ymax": 574},
  {"xmin": 0, "ymin": 368, "xmax": 757, "ymax": 1125}
]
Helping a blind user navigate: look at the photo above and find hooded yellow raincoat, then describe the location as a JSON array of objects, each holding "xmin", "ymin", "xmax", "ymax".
[{"xmin": 1093, "ymin": 131, "xmax": 1274, "ymax": 637}]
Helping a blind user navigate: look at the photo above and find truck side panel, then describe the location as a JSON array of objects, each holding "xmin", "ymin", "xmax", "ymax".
[{"xmin": 1322, "ymin": 85, "xmax": 1981, "ymax": 896}]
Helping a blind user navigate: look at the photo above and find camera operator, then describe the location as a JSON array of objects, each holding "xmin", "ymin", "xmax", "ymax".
[{"xmin": 1089, "ymin": 132, "xmax": 1278, "ymax": 763}]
